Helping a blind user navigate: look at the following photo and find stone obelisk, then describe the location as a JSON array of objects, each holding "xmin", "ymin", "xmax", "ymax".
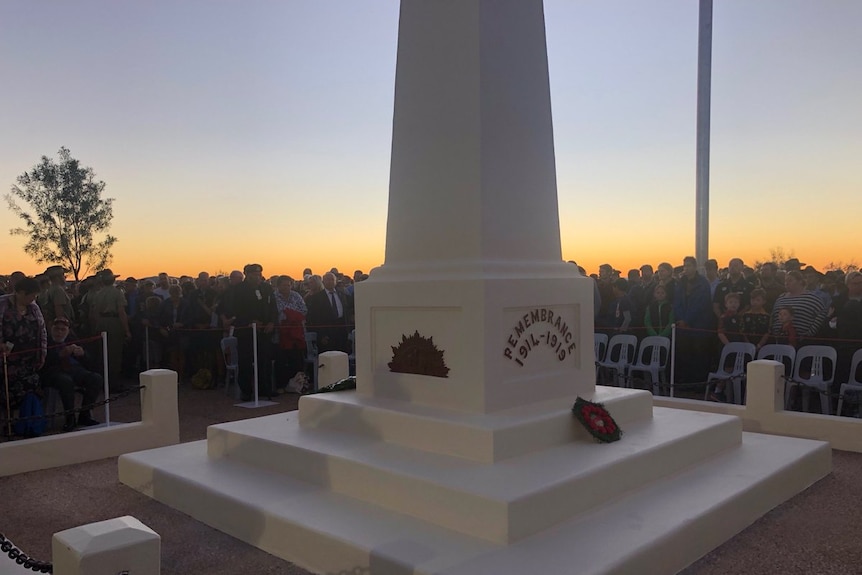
[
  {"xmin": 120, "ymin": 5, "xmax": 831, "ymax": 573},
  {"xmin": 355, "ymin": 0, "xmax": 594, "ymax": 413}
]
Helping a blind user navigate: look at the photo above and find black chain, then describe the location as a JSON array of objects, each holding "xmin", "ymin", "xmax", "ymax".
[
  {"xmin": 0, "ymin": 532, "xmax": 52, "ymax": 573},
  {"xmin": 596, "ymin": 364, "xmax": 737, "ymax": 389},
  {"xmin": 781, "ymin": 375, "xmax": 862, "ymax": 404},
  {"xmin": 4, "ymin": 385, "xmax": 144, "ymax": 427}
]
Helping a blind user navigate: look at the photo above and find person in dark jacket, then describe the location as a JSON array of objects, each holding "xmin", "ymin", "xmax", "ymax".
[
  {"xmin": 41, "ymin": 317, "xmax": 101, "ymax": 432},
  {"xmin": 673, "ymin": 256, "xmax": 715, "ymax": 384},
  {"xmin": 219, "ymin": 264, "xmax": 277, "ymax": 400}
]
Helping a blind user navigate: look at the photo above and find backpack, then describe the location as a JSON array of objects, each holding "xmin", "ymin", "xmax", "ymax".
[
  {"xmin": 14, "ymin": 391, "xmax": 47, "ymax": 437},
  {"xmin": 191, "ymin": 368, "xmax": 215, "ymax": 390}
]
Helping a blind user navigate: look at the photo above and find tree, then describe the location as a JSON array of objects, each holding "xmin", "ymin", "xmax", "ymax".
[
  {"xmin": 6, "ymin": 147, "xmax": 117, "ymax": 281},
  {"xmin": 754, "ymin": 246, "xmax": 797, "ymax": 270}
]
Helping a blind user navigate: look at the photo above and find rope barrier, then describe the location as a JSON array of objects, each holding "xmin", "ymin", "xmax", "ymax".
[
  {"xmin": 138, "ymin": 323, "xmax": 356, "ymax": 334},
  {"xmin": 0, "ymin": 335, "xmax": 102, "ymax": 361}
]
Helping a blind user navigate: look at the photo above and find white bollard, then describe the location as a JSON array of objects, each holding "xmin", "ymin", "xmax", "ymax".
[
  {"xmin": 52, "ymin": 516, "xmax": 160, "ymax": 575},
  {"xmin": 318, "ymin": 351, "xmax": 349, "ymax": 390}
]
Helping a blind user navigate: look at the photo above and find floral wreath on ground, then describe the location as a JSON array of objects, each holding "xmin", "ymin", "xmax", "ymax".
[{"xmin": 571, "ymin": 397, "xmax": 622, "ymax": 443}]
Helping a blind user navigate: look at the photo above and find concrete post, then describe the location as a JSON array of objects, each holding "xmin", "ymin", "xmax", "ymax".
[
  {"xmin": 746, "ymin": 360, "xmax": 785, "ymax": 416},
  {"xmin": 139, "ymin": 369, "xmax": 179, "ymax": 444},
  {"xmin": 318, "ymin": 351, "xmax": 349, "ymax": 390},
  {"xmin": 52, "ymin": 516, "xmax": 159, "ymax": 575}
]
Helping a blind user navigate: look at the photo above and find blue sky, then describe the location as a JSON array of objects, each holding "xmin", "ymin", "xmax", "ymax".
[{"xmin": 1, "ymin": 0, "xmax": 859, "ymax": 277}]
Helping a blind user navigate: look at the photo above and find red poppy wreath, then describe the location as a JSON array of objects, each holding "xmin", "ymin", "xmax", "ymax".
[{"xmin": 572, "ymin": 397, "xmax": 622, "ymax": 443}]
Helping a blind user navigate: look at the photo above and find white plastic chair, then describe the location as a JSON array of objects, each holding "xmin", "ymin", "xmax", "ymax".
[
  {"xmin": 756, "ymin": 344, "xmax": 796, "ymax": 379},
  {"xmin": 836, "ymin": 348, "xmax": 862, "ymax": 417},
  {"xmin": 219, "ymin": 336, "xmax": 239, "ymax": 398},
  {"xmin": 786, "ymin": 345, "xmax": 837, "ymax": 415},
  {"xmin": 626, "ymin": 336, "xmax": 671, "ymax": 395},
  {"xmin": 594, "ymin": 333, "xmax": 608, "ymax": 382},
  {"xmin": 597, "ymin": 334, "xmax": 637, "ymax": 387},
  {"xmin": 705, "ymin": 342, "xmax": 756, "ymax": 404}
]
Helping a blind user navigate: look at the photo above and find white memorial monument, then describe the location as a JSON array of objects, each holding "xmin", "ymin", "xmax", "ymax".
[{"xmin": 120, "ymin": 1, "xmax": 830, "ymax": 573}]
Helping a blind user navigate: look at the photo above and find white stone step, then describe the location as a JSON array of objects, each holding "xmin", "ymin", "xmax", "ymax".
[
  {"xmin": 119, "ymin": 431, "xmax": 829, "ymax": 575},
  {"xmin": 207, "ymin": 407, "xmax": 740, "ymax": 543},
  {"xmin": 297, "ymin": 386, "xmax": 654, "ymax": 462}
]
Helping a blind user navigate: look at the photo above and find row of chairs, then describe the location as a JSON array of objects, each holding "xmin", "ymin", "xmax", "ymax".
[
  {"xmin": 702, "ymin": 342, "xmax": 862, "ymax": 416},
  {"xmin": 779, "ymin": 346, "xmax": 862, "ymax": 416},
  {"xmin": 594, "ymin": 334, "xmax": 671, "ymax": 395},
  {"xmin": 595, "ymin": 332, "xmax": 862, "ymax": 417}
]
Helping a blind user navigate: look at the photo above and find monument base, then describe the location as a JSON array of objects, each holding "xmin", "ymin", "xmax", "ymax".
[{"xmin": 119, "ymin": 387, "xmax": 829, "ymax": 574}]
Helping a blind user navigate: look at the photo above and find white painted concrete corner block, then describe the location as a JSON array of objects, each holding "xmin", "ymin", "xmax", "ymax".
[{"xmin": 52, "ymin": 516, "xmax": 160, "ymax": 575}]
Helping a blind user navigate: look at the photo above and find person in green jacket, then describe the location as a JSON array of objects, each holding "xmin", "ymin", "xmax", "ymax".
[{"xmin": 644, "ymin": 284, "xmax": 675, "ymax": 338}]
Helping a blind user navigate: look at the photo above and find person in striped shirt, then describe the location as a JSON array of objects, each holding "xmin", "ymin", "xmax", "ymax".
[{"xmin": 769, "ymin": 271, "xmax": 827, "ymax": 344}]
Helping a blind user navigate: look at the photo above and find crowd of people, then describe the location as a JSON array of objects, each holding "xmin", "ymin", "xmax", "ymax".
[
  {"xmin": 1, "ymin": 255, "xmax": 860, "ymax": 436},
  {"xmin": 0, "ymin": 264, "xmax": 363, "ymax": 433},
  {"xmin": 588, "ymin": 257, "xmax": 862, "ymax": 404}
]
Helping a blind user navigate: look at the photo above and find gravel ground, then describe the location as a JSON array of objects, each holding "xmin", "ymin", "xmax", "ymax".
[{"xmin": 1, "ymin": 381, "xmax": 860, "ymax": 575}]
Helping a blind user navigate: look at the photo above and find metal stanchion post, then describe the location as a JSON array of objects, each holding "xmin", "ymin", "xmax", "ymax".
[
  {"xmin": 670, "ymin": 324, "xmax": 677, "ymax": 398},
  {"xmin": 102, "ymin": 331, "xmax": 111, "ymax": 426},
  {"xmin": 252, "ymin": 322, "xmax": 259, "ymax": 405},
  {"xmin": 236, "ymin": 323, "xmax": 276, "ymax": 409},
  {"xmin": 3, "ymin": 353, "xmax": 11, "ymax": 437}
]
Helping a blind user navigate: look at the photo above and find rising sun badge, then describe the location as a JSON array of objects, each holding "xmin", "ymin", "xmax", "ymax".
[{"xmin": 388, "ymin": 331, "xmax": 450, "ymax": 378}]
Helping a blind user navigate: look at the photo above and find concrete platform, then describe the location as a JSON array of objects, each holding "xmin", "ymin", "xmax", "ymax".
[
  {"xmin": 296, "ymin": 386, "xmax": 654, "ymax": 462},
  {"xmin": 119, "ymin": 390, "xmax": 830, "ymax": 575}
]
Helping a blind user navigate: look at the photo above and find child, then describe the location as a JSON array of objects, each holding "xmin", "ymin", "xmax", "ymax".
[
  {"xmin": 644, "ymin": 284, "xmax": 674, "ymax": 338},
  {"xmin": 717, "ymin": 292, "xmax": 744, "ymax": 345},
  {"xmin": 742, "ymin": 288, "xmax": 771, "ymax": 351},
  {"xmin": 710, "ymin": 292, "xmax": 743, "ymax": 402},
  {"xmin": 774, "ymin": 305, "xmax": 799, "ymax": 348}
]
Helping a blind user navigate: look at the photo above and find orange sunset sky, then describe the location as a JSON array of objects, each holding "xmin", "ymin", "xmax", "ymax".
[{"xmin": 1, "ymin": 1, "xmax": 859, "ymax": 280}]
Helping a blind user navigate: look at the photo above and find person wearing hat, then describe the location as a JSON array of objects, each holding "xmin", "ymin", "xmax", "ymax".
[
  {"xmin": 41, "ymin": 317, "xmax": 101, "ymax": 431},
  {"xmin": 783, "ymin": 258, "xmax": 806, "ymax": 272},
  {"xmin": 87, "ymin": 269, "xmax": 131, "ymax": 392},
  {"xmin": 40, "ymin": 265, "xmax": 74, "ymax": 325}
]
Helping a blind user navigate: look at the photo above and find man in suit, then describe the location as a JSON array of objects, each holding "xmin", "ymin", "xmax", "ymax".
[
  {"xmin": 219, "ymin": 263, "xmax": 277, "ymax": 400},
  {"xmin": 306, "ymin": 272, "xmax": 352, "ymax": 353}
]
